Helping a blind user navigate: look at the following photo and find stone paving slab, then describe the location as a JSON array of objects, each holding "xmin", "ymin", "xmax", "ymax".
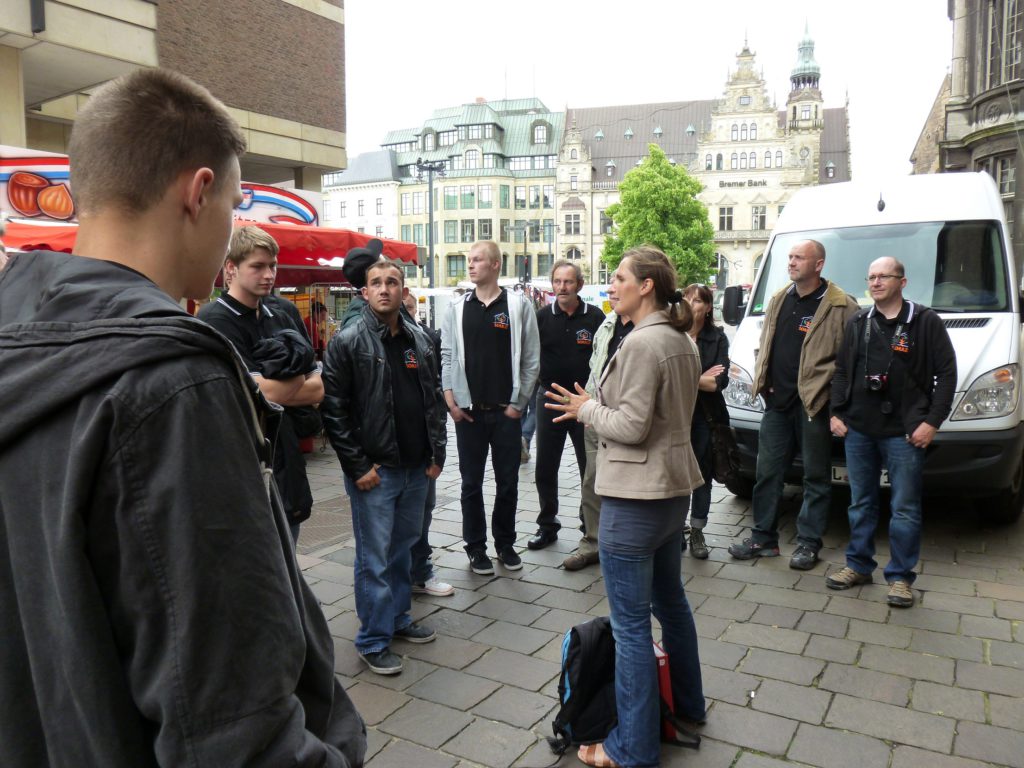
[{"xmin": 302, "ymin": 428, "xmax": 1024, "ymax": 768}]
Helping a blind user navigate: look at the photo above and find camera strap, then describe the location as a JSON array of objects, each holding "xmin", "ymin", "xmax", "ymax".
[{"xmin": 862, "ymin": 302, "xmax": 913, "ymax": 382}]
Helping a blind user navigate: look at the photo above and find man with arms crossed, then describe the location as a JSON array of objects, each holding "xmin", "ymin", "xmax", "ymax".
[
  {"xmin": 442, "ymin": 240, "xmax": 540, "ymax": 574},
  {"xmin": 322, "ymin": 261, "xmax": 447, "ymax": 674},
  {"xmin": 527, "ymin": 260, "xmax": 605, "ymax": 551},
  {"xmin": 827, "ymin": 257, "xmax": 955, "ymax": 607},
  {"xmin": 728, "ymin": 239, "xmax": 859, "ymax": 570},
  {"xmin": 0, "ymin": 69, "xmax": 364, "ymax": 767}
]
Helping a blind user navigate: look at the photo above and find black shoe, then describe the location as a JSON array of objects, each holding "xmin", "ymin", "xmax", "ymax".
[
  {"xmin": 527, "ymin": 529, "xmax": 558, "ymax": 550},
  {"xmin": 728, "ymin": 537, "xmax": 780, "ymax": 560},
  {"xmin": 360, "ymin": 648, "xmax": 403, "ymax": 675},
  {"xmin": 789, "ymin": 545, "xmax": 819, "ymax": 571},
  {"xmin": 497, "ymin": 547, "xmax": 523, "ymax": 570},
  {"xmin": 394, "ymin": 622, "xmax": 437, "ymax": 644},
  {"xmin": 468, "ymin": 550, "xmax": 494, "ymax": 575}
]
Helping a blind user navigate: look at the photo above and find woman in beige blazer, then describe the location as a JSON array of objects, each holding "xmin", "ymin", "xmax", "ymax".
[{"xmin": 547, "ymin": 246, "xmax": 706, "ymax": 768}]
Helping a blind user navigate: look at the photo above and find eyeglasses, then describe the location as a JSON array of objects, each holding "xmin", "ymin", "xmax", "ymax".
[{"xmin": 865, "ymin": 274, "xmax": 902, "ymax": 283}]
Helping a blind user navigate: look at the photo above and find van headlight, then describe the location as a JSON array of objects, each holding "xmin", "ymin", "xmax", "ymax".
[
  {"xmin": 724, "ymin": 362, "xmax": 764, "ymax": 412},
  {"xmin": 951, "ymin": 364, "xmax": 1018, "ymax": 420}
]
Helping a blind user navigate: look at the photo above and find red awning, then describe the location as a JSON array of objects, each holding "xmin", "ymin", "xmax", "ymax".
[{"xmin": 3, "ymin": 219, "xmax": 419, "ymax": 288}]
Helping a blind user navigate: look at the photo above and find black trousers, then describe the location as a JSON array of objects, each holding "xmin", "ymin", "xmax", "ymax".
[
  {"xmin": 534, "ymin": 404, "xmax": 586, "ymax": 533},
  {"xmin": 455, "ymin": 410, "xmax": 522, "ymax": 553}
]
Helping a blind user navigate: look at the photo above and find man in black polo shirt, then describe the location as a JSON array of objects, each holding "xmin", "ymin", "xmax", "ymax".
[
  {"xmin": 527, "ymin": 261, "xmax": 605, "ymax": 550},
  {"xmin": 441, "ymin": 240, "xmax": 540, "ymax": 575},
  {"xmin": 198, "ymin": 226, "xmax": 323, "ymax": 542},
  {"xmin": 728, "ymin": 239, "xmax": 859, "ymax": 570},
  {"xmin": 321, "ymin": 260, "xmax": 446, "ymax": 675}
]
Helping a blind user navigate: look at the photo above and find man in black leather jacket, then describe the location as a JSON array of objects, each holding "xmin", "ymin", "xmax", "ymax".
[{"xmin": 321, "ymin": 260, "xmax": 447, "ymax": 675}]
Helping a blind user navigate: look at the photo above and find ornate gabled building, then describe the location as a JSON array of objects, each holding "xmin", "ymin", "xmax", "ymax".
[{"xmin": 558, "ymin": 28, "xmax": 851, "ymax": 286}]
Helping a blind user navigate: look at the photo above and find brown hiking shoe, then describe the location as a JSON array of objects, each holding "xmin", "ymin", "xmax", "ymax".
[
  {"xmin": 887, "ymin": 580, "xmax": 915, "ymax": 608},
  {"xmin": 562, "ymin": 551, "xmax": 599, "ymax": 571},
  {"xmin": 825, "ymin": 567, "xmax": 872, "ymax": 590}
]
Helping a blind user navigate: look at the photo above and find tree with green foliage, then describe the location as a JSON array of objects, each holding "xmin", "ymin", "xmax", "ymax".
[{"xmin": 602, "ymin": 144, "xmax": 716, "ymax": 286}]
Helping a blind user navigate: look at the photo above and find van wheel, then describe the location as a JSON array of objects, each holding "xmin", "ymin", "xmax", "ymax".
[
  {"xmin": 725, "ymin": 475, "xmax": 754, "ymax": 499},
  {"xmin": 981, "ymin": 457, "xmax": 1024, "ymax": 525}
]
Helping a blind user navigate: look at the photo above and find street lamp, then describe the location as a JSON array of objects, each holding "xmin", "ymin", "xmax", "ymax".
[
  {"xmin": 508, "ymin": 222, "xmax": 530, "ymax": 282},
  {"xmin": 415, "ymin": 157, "xmax": 445, "ymax": 324}
]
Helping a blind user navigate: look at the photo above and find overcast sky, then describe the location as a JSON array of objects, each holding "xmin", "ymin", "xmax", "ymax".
[{"xmin": 343, "ymin": 1, "xmax": 951, "ymax": 182}]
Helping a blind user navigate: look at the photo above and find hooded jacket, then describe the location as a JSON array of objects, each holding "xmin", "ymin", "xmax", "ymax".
[{"xmin": 0, "ymin": 251, "xmax": 365, "ymax": 767}]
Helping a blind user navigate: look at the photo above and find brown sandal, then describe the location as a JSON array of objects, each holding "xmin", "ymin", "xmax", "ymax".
[{"xmin": 577, "ymin": 743, "xmax": 621, "ymax": 768}]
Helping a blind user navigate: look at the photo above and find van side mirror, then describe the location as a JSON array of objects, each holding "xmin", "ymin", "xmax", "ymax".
[{"xmin": 722, "ymin": 285, "xmax": 746, "ymax": 326}]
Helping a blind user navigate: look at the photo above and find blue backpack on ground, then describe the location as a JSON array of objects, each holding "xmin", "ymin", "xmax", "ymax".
[{"xmin": 548, "ymin": 616, "xmax": 701, "ymax": 756}]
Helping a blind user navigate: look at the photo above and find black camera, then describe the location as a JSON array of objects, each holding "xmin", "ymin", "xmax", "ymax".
[{"xmin": 865, "ymin": 374, "xmax": 888, "ymax": 392}]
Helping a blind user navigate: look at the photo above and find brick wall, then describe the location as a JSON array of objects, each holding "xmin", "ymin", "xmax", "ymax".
[{"xmin": 157, "ymin": 0, "xmax": 345, "ymax": 133}]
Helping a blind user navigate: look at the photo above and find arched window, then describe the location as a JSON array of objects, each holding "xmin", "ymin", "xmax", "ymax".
[
  {"xmin": 705, "ymin": 154, "xmax": 713, "ymax": 170},
  {"xmin": 730, "ymin": 153, "xmax": 738, "ymax": 170},
  {"xmin": 570, "ymin": 149, "xmax": 578, "ymax": 160},
  {"xmin": 776, "ymin": 150, "xmax": 783, "ymax": 167},
  {"xmin": 731, "ymin": 124, "xmax": 738, "ymax": 141},
  {"xmin": 465, "ymin": 149, "xmax": 479, "ymax": 169},
  {"xmin": 740, "ymin": 153, "xmax": 747, "ymax": 170},
  {"xmin": 716, "ymin": 153, "xmax": 723, "ymax": 170},
  {"xmin": 567, "ymin": 247, "xmax": 582, "ymax": 260},
  {"xmin": 750, "ymin": 123, "xmax": 757, "ymax": 140},
  {"xmin": 749, "ymin": 153, "xmax": 756, "ymax": 169},
  {"xmin": 740, "ymin": 124, "xmax": 748, "ymax": 141},
  {"xmin": 534, "ymin": 124, "xmax": 548, "ymax": 144},
  {"xmin": 765, "ymin": 151, "xmax": 772, "ymax": 168}
]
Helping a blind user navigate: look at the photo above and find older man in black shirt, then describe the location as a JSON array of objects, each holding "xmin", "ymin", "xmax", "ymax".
[{"xmin": 528, "ymin": 261, "xmax": 605, "ymax": 550}]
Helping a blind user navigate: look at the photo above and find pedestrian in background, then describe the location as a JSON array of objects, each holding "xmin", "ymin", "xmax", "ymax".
[
  {"xmin": 528, "ymin": 260, "xmax": 605, "ymax": 552},
  {"xmin": 728, "ymin": 239, "xmax": 859, "ymax": 570},
  {"xmin": 827, "ymin": 257, "xmax": 955, "ymax": 607},
  {"xmin": 322, "ymin": 260, "xmax": 447, "ymax": 675},
  {"xmin": 682, "ymin": 283, "xmax": 730, "ymax": 559},
  {"xmin": 404, "ymin": 291, "xmax": 455, "ymax": 597},
  {"xmin": 441, "ymin": 240, "xmax": 540, "ymax": 576},
  {"xmin": 0, "ymin": 68, "xmax": 365, "ymax": 767},
  {"xmin": 547, "ymin": 245, "xmax": 706, "ymax": 768}
]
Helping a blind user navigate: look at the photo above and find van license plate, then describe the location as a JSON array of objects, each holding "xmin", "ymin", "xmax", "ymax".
[{"xmin": 832, "ymin": 466, "xmax": 890, "ymax": 487}]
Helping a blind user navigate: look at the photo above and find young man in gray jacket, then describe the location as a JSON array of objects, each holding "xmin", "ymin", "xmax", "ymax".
[{"xmin": 441, "ymin": 240, "xmax": 540, "ymax": 574}]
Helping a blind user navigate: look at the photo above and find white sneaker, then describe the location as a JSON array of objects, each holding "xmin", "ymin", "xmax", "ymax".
[{"xmin": 412, "ymin": 576, "xmax": 454, "ymax": 596}]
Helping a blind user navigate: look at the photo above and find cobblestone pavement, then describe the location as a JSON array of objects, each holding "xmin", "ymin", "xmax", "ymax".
[{"xmin": 298, "ymin": 425, "xmax": 1024, "ymax": 768}]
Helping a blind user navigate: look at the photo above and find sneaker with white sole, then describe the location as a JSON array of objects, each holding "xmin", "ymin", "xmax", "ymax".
[
  {"xmin": 360, "ymin": 648, "xmax": 403, "ymax": 675},
  {"xmin": 412, "ymin": 577, "xmax": 455, "ymax": 596},
  {"xmin": 394, "ymin": 622, "xmax": 437, "ymax": 643}
]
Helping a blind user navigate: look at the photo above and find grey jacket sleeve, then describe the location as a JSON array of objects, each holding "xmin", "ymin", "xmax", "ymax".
[
  {"xmin": 440, "ymin": 302, "xmax": 456, "ymax": 392},
  {"xmin": 516, "ymin": 297, "xmax": 541, "ymax": 411}
]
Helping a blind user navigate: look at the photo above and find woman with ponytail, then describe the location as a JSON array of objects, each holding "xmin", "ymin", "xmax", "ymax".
[{"xmin": 547, "ymin": 245, "xmax": 706, "ymax": 767}]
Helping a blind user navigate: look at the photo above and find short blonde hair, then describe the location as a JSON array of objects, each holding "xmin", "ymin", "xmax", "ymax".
[
  {"xmin": 471, "ymin": 240, "xmax": 501, "ymax": 264},
  {"xmin": 227, "ymin": 226, "xmax": 279, "ymax": 266},
  {"xmin": 69, "ymin": 69, "xmax": 246, "ymax": 216}
]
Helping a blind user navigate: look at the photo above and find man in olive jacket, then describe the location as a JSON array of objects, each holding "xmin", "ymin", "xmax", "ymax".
[{"xmin": 729, "ymin": 239, "xmax": 859, "ymax": 570}]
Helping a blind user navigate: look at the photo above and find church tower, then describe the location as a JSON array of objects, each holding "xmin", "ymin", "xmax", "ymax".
[{"xmin": 786, "ymin": 23, "xmax": 823, "ymax": 130}]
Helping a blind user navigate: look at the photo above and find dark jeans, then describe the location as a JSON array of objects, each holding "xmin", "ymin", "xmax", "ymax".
[
  {"xmin": 534, "ymin": 404, "xmax": 586, "ymax": 533},
  {"xmin": 684, "ymin": 417, "xmax": 713, "ymax": 528},
  {"xmin": 844, "ymin": 427, "xmax": 926, "ymax": 584},
  {"xmin": 455, "ymin": 410, "xmax": 522, "ymax": 553},
  {"xmin": 410, "ymin": 476, "xmax": 437, "ymax": 584},
  {"xmin": 600, "ymin": 525, "xmax": 705, "ymax": 767},
  {"xmin": 750, "ymin": 401, "xmax": 831, "ymax": 550}
]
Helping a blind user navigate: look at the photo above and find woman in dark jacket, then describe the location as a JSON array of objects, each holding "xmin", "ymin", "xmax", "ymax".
[{"xmin": 682, "ymin": 284, "xmax": 730, "ymax": 559}]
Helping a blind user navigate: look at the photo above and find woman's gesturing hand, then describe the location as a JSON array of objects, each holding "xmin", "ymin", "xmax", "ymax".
[{"xmin": 544, "ymin": 382, "xmax": 591, "ymax": 423}]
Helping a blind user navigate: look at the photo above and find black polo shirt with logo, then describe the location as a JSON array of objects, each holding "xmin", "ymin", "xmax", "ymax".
[
  {"xmin": 197, "ymin": 292, "xmax": 313, "ymax": 374},
  {"xmin": 383, "ymin": 328, "xmax": 431, "ymax": 466},
  {"xmin": 766, "ymin": 280, "xmax": 827, "ymax": 411},
  {"xmin": 463, "ymin": 288, "xmax": 514, "ymax": 406},
  {"xmin": 536, "ymin": 299, "xmax": 606, "ymax": 389}
]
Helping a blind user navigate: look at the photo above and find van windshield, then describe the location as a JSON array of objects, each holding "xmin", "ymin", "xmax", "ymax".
[{"xmin": 750, "ymin": 221, "xmax": 1009, "ymax": 314}]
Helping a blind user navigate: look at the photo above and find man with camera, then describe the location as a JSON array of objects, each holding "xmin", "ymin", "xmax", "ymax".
[{"xmin": 827, "ymin": 257, "xmax": 955, "ymax": 607}]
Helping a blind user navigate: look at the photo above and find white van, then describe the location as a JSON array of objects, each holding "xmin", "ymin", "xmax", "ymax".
[{"xmin": 721, "ymin": 172, "xmax": 1023, "ymax": 524}]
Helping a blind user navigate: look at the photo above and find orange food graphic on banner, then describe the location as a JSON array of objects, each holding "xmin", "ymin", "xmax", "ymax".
[
  {"xmin": 37, "ymin": 183, "xmax": 75, "ymax": 220},
  {"xmin": 8, "ymin": 171, "xmax": 48, "ymax": 216}
]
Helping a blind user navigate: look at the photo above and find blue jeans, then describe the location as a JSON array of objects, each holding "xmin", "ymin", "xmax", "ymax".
[
  {"xmin": 600, "ymin": 531, "xmax": 705, "ymax": 767},
  {"xmin": 345, "ymin": 464, "xmax": 428, "ymax": 654},
  {"xmin": 751, "ymin": 401, "xmax": 832, "ymax": 549},
  {"xmin": 844, "ymin": 427, "xmax": 925, "ymax": 584},
  {"xmin": 684, "ymin": 417, "xmax": 713, "ymax": 528},
  {"xmin": 521, "ymin": 385, "xmax": 540, "ymax": 446},
  {"xmin": 455, "ymin": 410, "xmax": 522, "ymax": 552},
  {"xmin": 410, "ymin": 477, "xmax": 437, "ymax": 584}
]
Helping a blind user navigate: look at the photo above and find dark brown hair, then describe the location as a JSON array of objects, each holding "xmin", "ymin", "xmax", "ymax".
[
  {"xmin": 365, "ymin": 258, "xmax": 405, "ymax": 284},
  {"xmin": 621, "ymin": 245, "xmax": 693, "ymax": 332},
  {"xmin": 69, "ymin": 68, "xmax": 246, "ymax": 216},
  {"xmin": 684, "ymin": 283, "xmax": 716, "ymax": 327}
]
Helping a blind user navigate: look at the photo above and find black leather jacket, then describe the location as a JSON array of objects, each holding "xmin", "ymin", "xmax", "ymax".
[{"xmin": 322, "ymin": 304, "xmax": 447, "ymax": 479}]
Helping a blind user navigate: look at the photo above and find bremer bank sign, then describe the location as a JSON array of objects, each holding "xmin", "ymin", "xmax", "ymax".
[{"xmin": 719, "ymin": 179, "xmax": 769, "ymax": 188}]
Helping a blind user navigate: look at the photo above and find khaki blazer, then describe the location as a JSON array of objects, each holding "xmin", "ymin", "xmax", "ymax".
[{"xmin": 578, "ymin": 310, "xmax": 704, "ymax": 500}]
